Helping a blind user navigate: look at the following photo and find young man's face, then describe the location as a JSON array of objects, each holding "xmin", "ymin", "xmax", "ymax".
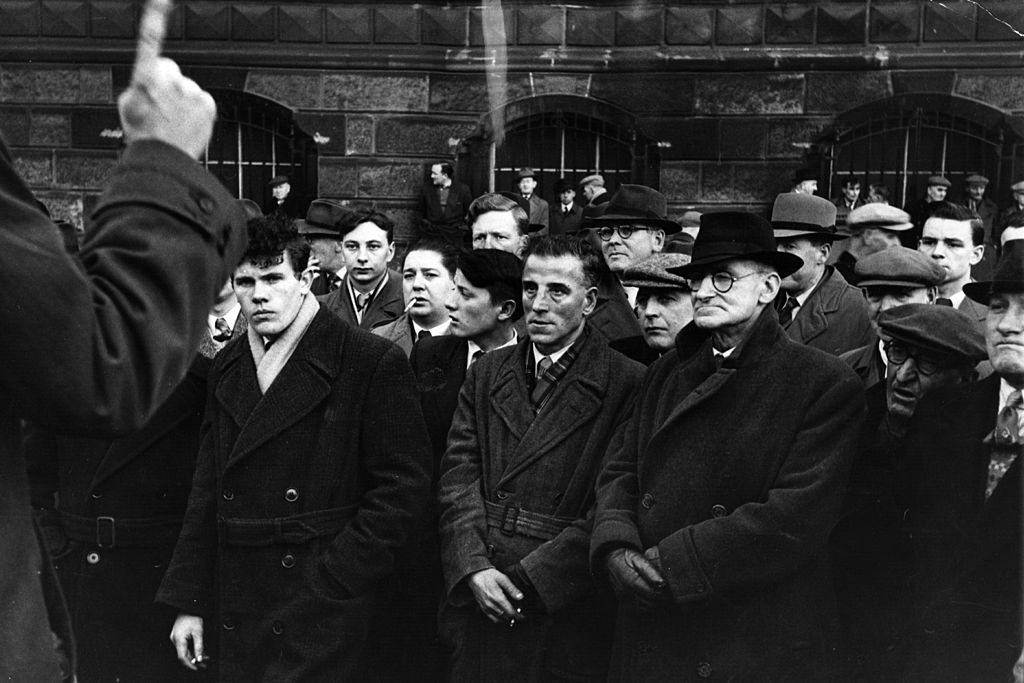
[
  {"xmin": 446, "ymin": 270, "xmax": 507, "ymax": 341},
  {"xmin": 233, "ymin": 251, "xmax": 312, "ymax": 338},
  {"xmin": 636, "ymin": 287, "xmax": 693, "ymax": 352},
  {"xmin": 559, "ymin": 189, "xmax": 575, "ymax": 207},
  {"xmin": 522, "ymin": 254, "xmax": 597, "ymax": 354},
  {"xmin": 342, "ymin": 221, "xmax": 395, "ymax": 288},
  {"xmin": 430, "ymin": 164, "xmax": 446, "ymax": 186},
  {"xmin": 919, "ymin": 218, "xmax": 982, "ymax": 287},
  {"xmin": 843, "ymin": 183, "xmax": 861, "ymax": 202}
]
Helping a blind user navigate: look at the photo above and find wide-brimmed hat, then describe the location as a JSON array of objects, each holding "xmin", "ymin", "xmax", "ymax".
[
  {"xmin": 668, "ymin": 211, "xmax": 803, "ymax": 279},
  {"xmin": 622, "ymin": 253, "xmax": 692, "ymax": 290},
  {"xmin": 515, "ymin": 167, "xmax": 537, "ymax": 180},
  {"xmin": 268, "ymin": 174, "xmax": 290, "ymax": 188},
  {"xmin": 792, "ymin": 168, "xmax": 817, "ymax": 184},
  {"xmin": 583, "ymin": 184, "xmax": 681, "ymax": 234},
  {"xmin": 964, "ymin": 239, "xmax": 1024, "ymax": 304},
  {"xmin": 294, "ymin": 198, "xmax": 353, "ymax": 238},
  {"xmin": 771, "ymin": 193, "xmax": 846, "ymax": 241}
]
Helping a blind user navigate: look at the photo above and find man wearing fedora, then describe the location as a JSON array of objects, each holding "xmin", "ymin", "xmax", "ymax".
[
  {"xmin": 266, "ymin": 174, "xmax": 302, "ymax": 219},
  {"xmin": 771, "ymin": 193, "xmax": 873, "ymax": 356},
  {"xmin": 549, "ymin": 177, "xmax": 584, "ymax": 235},
  {"xmin": 296, "ymin": 198, "xmax": 352, "ymax": 296},
  {"xmin": 791, "ymin": 167, "xmax": 818, "ymax": 195},
  {"xmin": 833, "ymin": 203, "xmax": 915, "ymax": 285},
  {"xmin": 895, "ymin": 240, "xmax": 1024, "ymax": 681},
  {"xmin": 591, "ymin": 211, "xmax": 864, "ymax": 681},
  {"xmin": 515, "ymin": 168, "xmax": 549, "ymax": 232}
]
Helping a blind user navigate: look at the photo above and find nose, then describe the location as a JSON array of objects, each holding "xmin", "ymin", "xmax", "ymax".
[
  {"xmin": 894, "ymin": 356, "xmax": 918, "ymax": 383},
  {"xmin": 444, "ymin": 290, "xmax": 458, "ymax": 312},
  {"xmin": 692, "ymin": 274, "xmax": 717, "ymax": 299},
  {"xmin": 252, "ymin": 282, "xmax": 269, "ymax": 304},
  {"xmin": 997, "ymin": 301, "xmax": 1024, "ymax": 334},
  {"xmin": 412, "ymin": 273, "xmax": 426, "ymax": 291},
  {"xmin": 356, "ymin": 246, "xmax": 369, "ymax": 262}
]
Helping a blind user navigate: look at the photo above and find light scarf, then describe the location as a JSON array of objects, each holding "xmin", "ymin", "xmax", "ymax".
[{"xmin": 247, "ymin": 294, "xmax": 320, "ymax": 393}]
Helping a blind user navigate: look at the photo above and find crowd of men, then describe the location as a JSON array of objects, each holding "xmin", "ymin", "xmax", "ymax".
[{"xmin": 4, "ymin": 7, "xmax": 1024, "ymax": 680}]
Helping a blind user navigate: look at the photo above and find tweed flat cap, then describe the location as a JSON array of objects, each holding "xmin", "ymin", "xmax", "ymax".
[
  {"xmin": 771, "ymin": 193, "xmax": 846, "ymax": 240},
  {"xmin": 515, "ymin": 167, "xmax": 537, "ymax": 180},
  {"xmin": 1012, "ymin": 180, "xmax": 1024, "ymax": 192},
  {"xmin": 878, "ymin": 304, "xmax": 986, "ymax": 362},
  {"xmin": 622, "ymin": 253, "xmax": 692, "ymax": 290},
  {"xmin": 855, "ymin": 246, "xmax": 945, "ymax": 288},
  {"xmin": 927, "ymin": 175, "xmax": 951, "ymax": 188},
  {"xmin": 847, "ymin": 203, "xmax": 913, "ymax": 232},
  {"xmin": 965, "ymin": 174, "xmax": 989, "ymax": 186},
  {"xmin": 579, "ymin": 174, "xmax": 604, "ymax": 188}
]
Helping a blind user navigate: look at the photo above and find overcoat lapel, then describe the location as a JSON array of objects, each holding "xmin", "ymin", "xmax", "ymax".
[{"xmin": 489, "ymin": 347, "xmax": 533, "ymax": 446}]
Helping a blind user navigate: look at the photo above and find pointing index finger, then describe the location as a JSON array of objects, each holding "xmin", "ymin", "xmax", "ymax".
[{"xmin": 133, "ymin": 0, "xmax": 173, "ymax": 85}]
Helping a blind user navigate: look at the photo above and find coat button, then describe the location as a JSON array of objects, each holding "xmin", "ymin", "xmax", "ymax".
[
  {"xmin": 198, "ymin": 197, "xmax": 216, "ymax": 214},
  {"xmin": 222, "ymin": 489, "xmax": 234, "ymax": 501},
  {"xmin": 284, "ymin": 488, "xmax": 299, "ymax": 503},
  {"xmin": 281, "ymin": 554, "xmax": 296, "ymax": 569},
  {"xmin": 86, "ymin": 552, "xmax": 100, "ymax": 565},
  {"xmin": 272, "ymin": 621, "xmax": 284, "ymax": 635},
  {"xmin": 90, "ymin": 492, "xmax": 102, "ymax": 499},
  {"xmin": 697, "ymin": 661, "xmax": 712, "ymax": 678},
  {"xmin": 223, "ymin": 617, "xmax": 235, "ymax": 631},
  {"xmin": 641, "ymin": 493, "xmax": 655, "ymax": 509},
  {"xmin": 496, "ymin": 490, "xmax": 509, "ymax": 500},
  {"xmin": 711, "ymin": 504, "xmax": 727, "ymax": 518}
]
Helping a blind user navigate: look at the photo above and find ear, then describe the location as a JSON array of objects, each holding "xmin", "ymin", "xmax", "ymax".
[
  {"xmin": 582, "ymin": 286, "xmax": 599, "ymax": 317},
  {"xmin": 298, "ymin": 265, "xmax": 315, "ymax": 294},
  {"xmin": 652, "ymin": 229, "xmax": 666, "ymax": 251},
  {"xmin": 969, "ymin": 244, "xmax": 984, "ymax": 267},
  {"xmin": 758, "ymin": 272, "xmax": 782, "ymax": 304},
  {"xmin": 386, "ymin": 241, "xmax": 397, "ymax": 264},
  {"xmin": 818, "ymin": 241, "xmax": 832, "ymax": 260},
  {"xmin": 497, "ymin": 299, "xmax": 517, "ymax": 322}
]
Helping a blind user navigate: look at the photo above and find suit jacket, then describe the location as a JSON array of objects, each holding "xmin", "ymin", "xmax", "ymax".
[
  {"xmin": 319, "ymin": 268, "xmax": 404, "ymax": 331},
  {"xmin": 0, "ymin": 138, "xmax": 245, "ymax": 681},
  {"xmin": 591, "ymin": 307, "xmax": 865, "ymax": 681},
  {"xmin": 372, "ymin": 312, "xmax": 417, "ymax": 357},
  {"xmin": 410, "ymin": 335, "xmax": 469, "ymax": 465},
  {"xmin": 549, "ymin": 202, "xmax": 584, "ymax": 235},
  {"xmin": 958, "ymin": 292, "xmax": 988, "ymax": 332},
  {"xmin": 438, "ymin": 328, "xmax": 644, "ymax": 681},
  {"xmin": 832, "ymin": 196, "xmax": 865, "ymax": 227},
  {"xmin": 781, "ymin": 266, "xmax": 874, "ymax": 356},
  {"xmin": 522, "ymin": 193, "xmax": 549, "ymax": 230},
  {"xmin": 900, "ymin": 376, "xmax": 1021, "ymax": 680},
  {"xmin": 266, "ymin": 194, "xmax": 303, "ymax": 219},
  {"xmin": 419, "ymin": 181, "xmax": 473, "ymax": 230},
  {"xmin": 158, "ymin": 308, "xmax": 432, "ymax": 681},
  {"xmin": 590, "ymin": 276, "xmax": 642, "ymax": 344}
]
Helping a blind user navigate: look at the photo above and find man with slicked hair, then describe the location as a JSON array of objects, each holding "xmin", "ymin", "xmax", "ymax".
[{"xmin": 469, "ymin": 192, "xmax": 530, "ymax": 257}]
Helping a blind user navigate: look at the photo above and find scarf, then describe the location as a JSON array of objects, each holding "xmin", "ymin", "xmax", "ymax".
[{"xmin": 247, "ymin": 294, "xmax": 320, "ymax": 393}]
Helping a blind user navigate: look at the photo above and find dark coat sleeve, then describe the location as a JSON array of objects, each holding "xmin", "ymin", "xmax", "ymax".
[{"xmin": 0, "ymin": 139, "xmax": 247, "ymax": 435}]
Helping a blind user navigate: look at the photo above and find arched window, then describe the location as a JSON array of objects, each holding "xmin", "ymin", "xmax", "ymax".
[
  {"xmin": 203, "ymin": 90, "xmax": 317, "ymax": 209},
  {"xmin": 819, "ymin": 94, "xmax": 1024, "ymax": 207}
]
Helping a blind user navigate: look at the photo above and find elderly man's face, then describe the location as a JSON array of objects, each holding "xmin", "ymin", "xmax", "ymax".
[
  {"xmin": 863, "ymin": 227, "xmax": 902, "ymax": 255},
  {"xmin": 518, "ymin": 176, "xmax": 537, "ymax": 196},
  {"xmin": 306, "ymin": 236, "xmax": 344, "ymax": 274},
  {"xmin": 864, "ymin": 286, "xmax": 932, "ymax": 330},
  {"xmin": 472, "ymin": 211, "xmax": 525, "ymax": 255},
  {"xmin": 582, "ymin": 185, "xmax": 596, "ymax": 202},
  {"xmin": 794, "ymin": 180, "xmax": 817, "ymax": 195},
  {"xmin": 777, "ymin": 237, "xmax": 824, "ymax": 296},
  {"xmin": 637, "ymin": 287, "xmax": 693, "ymax": 352},
  {"xmin": 926, "ymin": 184, "xmax": 948, "ymax": 202},
  {"xmin": 987, "ymin": 292, "xmax": 1024, "ymax": 386},
  {"xmin": 968, "ymin": 184, "xmax": 986, "ymax": 201},
  {"xmin": 272, "ymin": 182, "xmax": 290, "ymax": 200},
  {"xmin": 885, "ymin": 340, "xmax": 965, "ymax": 421},
  {"xmin": 522, "ymin": 254, "xmax": 597, "ymax": 355},
  {"xmin": 600, "ymin": 225, "xmax": 665, "ymax": 274},
  {"xmin": 690, "ymin": 259, "xmax": 779, "ymax": 348}
]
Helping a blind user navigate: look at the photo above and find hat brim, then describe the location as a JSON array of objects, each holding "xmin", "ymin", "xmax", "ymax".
[
  {"xmin": 858, "ymin": 278, "xmax": 936, "ymax": 289},
  {"xmin": 295, "ymin": 220, "xmax": 339, "ymax": 238},
  {"xmin": 773, "ymin": 228, "xmax": 849, "ymax": 241},
  {"xmin": 585, "ymin": 214, "xmax": 681, "ymax": 234},
  {"xmin": 963, "ymin": 279, "xmax": 1024, "ymax": 305},
  {"xmin": 669, "ymin": 251, "xmax": 803, "ymax": 279}
]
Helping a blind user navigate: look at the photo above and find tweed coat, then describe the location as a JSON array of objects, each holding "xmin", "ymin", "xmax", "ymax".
[
  {"xmin": 318, "ymin": 268, "xmax": 404, "ymax": 330},
  {"xmin": 549, "ymin": 202, "xmax": 584, "ymax": 235},
  {"xmin": 957, "ymin": 293, "xmax": 988, "ymax": 332},
  {"xmin": 157, "ymin": 307, "xmax": 432, "ymax": 681},
  {"xmin": 0, "ymin": 138, "xmax": 245, "ymax": 682},
  {"xmin": 591, "ymin": 307, "xmax": 865, "ymax": 682},
  {"xmin": 372, "ymin": 312, "xmax": 418, "ymax": 357},
  {"xmin": 898, "ymin": 375, "xmax": 1021, "ymax": 680},
  {"xmin": 780, "ymin": 265, "xmax": 874, "ymax": 356},
  {"xmin": 438, "ymin": 327, "xmax": 644, "ymax": 681}
]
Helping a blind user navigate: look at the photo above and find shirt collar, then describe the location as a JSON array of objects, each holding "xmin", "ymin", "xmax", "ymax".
[
  {"xmin": 208, "ymin": 302, "xmax": 241, "ymax": 337},
  {"xmin": 532, "ymin": 340, "xmax": 571, "ymax": 367},
  {"xmin": 413, "ymin": 318, "xmax": 450, "ymax": 338}
]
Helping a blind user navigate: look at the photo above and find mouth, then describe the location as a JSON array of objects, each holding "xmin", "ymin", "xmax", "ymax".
[{"xmin": 644, "ymin": 326, "xmax": 667, "ymax": 334}]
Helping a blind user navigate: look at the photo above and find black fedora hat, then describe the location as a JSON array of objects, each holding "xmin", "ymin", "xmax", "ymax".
[
  {"xmin": 584, "ymin": 184, "xmax": 680, "ymax": 233},
  {"xmin": 964, "ymin": 239, "xmax": 1024, "ymax": 304},
  {"xmin": 669, "ymin": 211, "xmax": 803, "ymax": 279}
]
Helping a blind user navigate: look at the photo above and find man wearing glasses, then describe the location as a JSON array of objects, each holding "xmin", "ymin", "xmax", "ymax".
[{"xmin": 591, "ymin": 211, "xmax": 864, "ymax": 681}]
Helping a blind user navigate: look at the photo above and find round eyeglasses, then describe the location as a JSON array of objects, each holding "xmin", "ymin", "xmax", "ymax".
[
  {"xmin": 883, "ymin": 341, "xmax": 943, "ymax": 376},
  {"xmin": 596, "ymin": 226, "xmax": 650, "ymax": 241},
  {"xmin": 684, "ymin": 271, "xmax": 758, "ymax": 294}
]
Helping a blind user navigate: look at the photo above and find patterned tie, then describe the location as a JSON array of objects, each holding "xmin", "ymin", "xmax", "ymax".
[
  {"xmin": 213, "ymin": 317, "xmax": 232, "ymax": 342},
  {"xmin": 987, "ymin": 389, "xmax": 1023, "ymax": 498},
  {"xmin": 417, "ymin": 329, "xmax": 432, "ymax": 342},
  {"xmin": 530, "ymin": 356, "xmax": 553, "ymax": 407},
  {"xmin": 778, "ymin": 296, "xmax": 799, "ymax": 326},
  {"xmin": 327, "ymin": 273, "xmax": 341, "ymax": 292}
]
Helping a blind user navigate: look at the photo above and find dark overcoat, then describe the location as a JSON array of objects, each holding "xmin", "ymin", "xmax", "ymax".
[
  {"xmin": 592, "ymin": 307, "xmax": 865, "ymax": 682},
  {"xmin": 438, "ymin": 328, "xmax": 644, "ymax": 681},
  {"xmin": 549, "ymin": 202, "xmax": 584, "ymax": 235},
  {"xmin": 319, "ymin": 268, "xmax": 404, "ymax": 330},
  {"xmin": 419, "ymin": 181, "xmax": 473, "ymax": 230},
  {"xmin": 0, "ymin": 139, "xmax": 245, "ymax": 681},
  {"xmin": 781, "ymin": 266, "xmax": 874, "ymax": 356},
  {"xmin": 840, "ymin": 340, "xmax": 884, "ymax": 387},
  {"xmin": 899, "ymin": 375, "xmax": 1021, "ymax": 681},
  {"xmin": 158, "ymin": 307, "xmax": 432, "ymax": 681}
]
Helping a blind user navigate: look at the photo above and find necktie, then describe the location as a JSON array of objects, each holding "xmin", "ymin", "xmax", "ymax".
[
  {"xmin": 355, "ymin": 292, "xmax": 371, "ymax": 311},
  {"xmin": 987, "ymin": 390, "xmax": 1023, "ymax": 498},
  {"xmin": 417, "ymin": 329, "xmax": 432, "ymax": 342},
  {"xmin": 778, "ymin": 296, "xmax": 799, "ymax": 326},
  {"xmin": 213, "ymin": 317, "xmax": 232, "ymax": 342},
  {"xmin": 531, "ymin": 356, "xmax": 553, "ymax": 407},
  {"xmin": 327, "ymin": 273, "xmax": 341, "ymax": 292},
  {"xmin": 564, "ymin": 206, "xmax": 571, "ymax": 214}
]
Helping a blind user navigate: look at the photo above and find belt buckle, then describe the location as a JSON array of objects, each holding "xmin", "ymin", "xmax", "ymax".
[
  {"xmin": 500, "ymin": 506, "xmax": 519, "ymax": 536},
  {"xmin": 96, "ymin": 516, "xmax": 116, "ymax": 549}
]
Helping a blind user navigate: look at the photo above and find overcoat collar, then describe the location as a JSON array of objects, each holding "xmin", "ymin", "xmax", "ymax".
[
  {"xmin": 489, "ymin": 326, "xmax": 608, "ymax": 484},
  {"xmin": 215, "ymin": 308, "xmax": 342, "ymax": 468},
  {"xmin": 783, "ymin": 266, "xmax": 846, "ymax": 343}
]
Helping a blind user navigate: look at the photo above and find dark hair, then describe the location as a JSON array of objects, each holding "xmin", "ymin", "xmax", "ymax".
[
  {"xmin": 523, "ymin": 235, "xmax": 603, "ymax": 289},
  {"xmin": 459, "ymin": 248, "xmax": 524, "ymax": 322},
  {"xmin": 406, "ymin": 238, "xmax": 460, "ymax": 277},
  {"xmin": 434, "ymin": 162, "xmax": 454, "ymax": 179},
  {"xmin": 841, "ymin": 177, "xmax": 862, "ymax": 188},
  {"xmin": 468, "ymin": 193, "xmax": 528, "ymax": 236},
  {"xmin": 928, "ymin": 202, "xmax": 985, "ymax": 247},
  {"xmin": 339, "ymin": 208, "xmax": 394, "ymax": 243},
  {"xmin": 243, "ymin": 213, "xmax": 310, "ymax": 273}
]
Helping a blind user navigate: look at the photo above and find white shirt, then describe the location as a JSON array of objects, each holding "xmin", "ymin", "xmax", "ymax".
[
  {"xmin": 878, "ymin": 339, "xmax": 888, "ymax": 379},
  {"xmin": 412, "ymin": 319, "xmax": 451, "ymax": 339},
  {"xmin": 466, "ymin": 331, "xmax": 518, "ymax": 370},
  {"xmin": 948, "ymin": 290, "xmax": 967, "ymax": 309},
  {"xmin": 347, "ymin": 272, "xmax": 389, "ymax": 325},
  {"xmin": 207, "ymin": 303, "xmax": 241, "ymax": 343},
  {"xmin": 713, "ymin": 346, "xmax": 736, "ymax": 360},
  {"xmin": 531, "ymin": 341, "xmax": 571, "ymax": 376}
]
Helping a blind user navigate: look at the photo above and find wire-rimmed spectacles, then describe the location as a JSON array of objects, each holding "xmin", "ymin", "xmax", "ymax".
[
  {"xmin": 596, "ymin": 226, "xmax": 650, "ymax": 242},
  {"xmin": 684, "ymin": 271, "xmax": 758, "ymax": 294}
]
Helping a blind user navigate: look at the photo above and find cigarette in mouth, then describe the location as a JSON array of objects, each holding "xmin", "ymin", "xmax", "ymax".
[{"xmin": 404, "ymin": 298, "xmax": 416, "ymax": 312}]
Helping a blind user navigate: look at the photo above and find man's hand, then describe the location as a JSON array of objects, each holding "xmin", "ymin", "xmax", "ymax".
[
  {"xmin": 170, "ymin": 613, "xmax": 206, "ymax": 671},
  {"xmin": 467, "ymin": 567, "xmax": 525, "ymax": 624},
  {"xmin": 605, "ymin": 547, "xmax": 670, "ymax": 609},
  {"xmin": 117, "ymin": 0, "xmax": 217, "ymax": 158}
]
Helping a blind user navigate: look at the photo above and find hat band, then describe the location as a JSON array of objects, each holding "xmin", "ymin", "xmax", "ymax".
[
  {"xmin": 601, "ymin": 207, "xmax": 668, "ymax": 222},
  {"xmin": 772, "ymin": 220, "xmax": 836, "ymax": 233},
  {"xmin": 691, "ymin": 242, "xmax": 775, "ymax": 263}
]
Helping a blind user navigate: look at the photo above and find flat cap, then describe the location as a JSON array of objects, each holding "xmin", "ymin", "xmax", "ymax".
[
  {"xmin": 878, "ymin": 304, "xmax": 986, "ymax": 362},
  {"xmin": 621, "ymin": 253, "xmax": 692, "ymax": 290},
  {"xmin": 771, "ymin": 193, "xmax": 845, "ymax": 240},
  {"xmin": 792, "ymin": 167, "xmax": 817, "ymax": 183},
  {"xmin": 855, "ymin": 246, "xmax": 945, "ymax": 288},
  {"xmin": 965, "ymin": 174, "xmax": 989, "ymax": 186},
  {"xmin": 847, "ymin": 203, "xmax": 913, "ymax": 232},
  {"xmin": 268, "ymin": 174, "xmax": 289, "ymax": 187},
  {"xmin": 1013, "ymin": 180, "xmax": 1024, "ymax": 192},
  {"xmin": 579, "ymin": 174, "xmax": 604, "ymax": 188},
  {"xmin": 515, "ymin": 167, "xmax": 537, "ymax": 180},
  {"xmin": 927, "ymin": 175, "xmax": 951, "ymax": 188}
]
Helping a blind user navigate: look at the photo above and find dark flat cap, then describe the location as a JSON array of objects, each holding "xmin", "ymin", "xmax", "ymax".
[
  {"xmin": 878, "ymin": 304, "xmax": 986, "ymax": 362},
  {"xmin": 856, "ymin": 247, "xmax": 945, "ymax": 288},
  {"xmin": 965, "ymin": 174, "xmax": 989, "ymax": 186},
  {"xmin": 622, "ymin": 253, "xmax": 692, "ymax": 290},
  {"xmin": 268, "ymin": 174, "xmax": 290, "ymax": 187},
  {"xmin": 926, "ymin": 175, "xmax": 951, "ymax": 188},
  {"xmin": 847, "ymin": 204, "xmax": 913, "ymax": 232},
  {"xmin": 515, "ymin": 167, "xmax": 537, "ymax": 180},
  {"xmin": 771, "ymin": 193, "xmax": 845, "ymax": 241}
]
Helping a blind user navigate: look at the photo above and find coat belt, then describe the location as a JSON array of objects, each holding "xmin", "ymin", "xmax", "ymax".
[
  {"xmin": 217, "ymin": 505, "xmax": 356, "ymax": 547},
  {"xmin": 483, "ymin": 501, "xmax": 575, "ymax": 541},
  {"xmin": 58, "ymin": 511, "xmax": 182, "ymax": 549}
]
